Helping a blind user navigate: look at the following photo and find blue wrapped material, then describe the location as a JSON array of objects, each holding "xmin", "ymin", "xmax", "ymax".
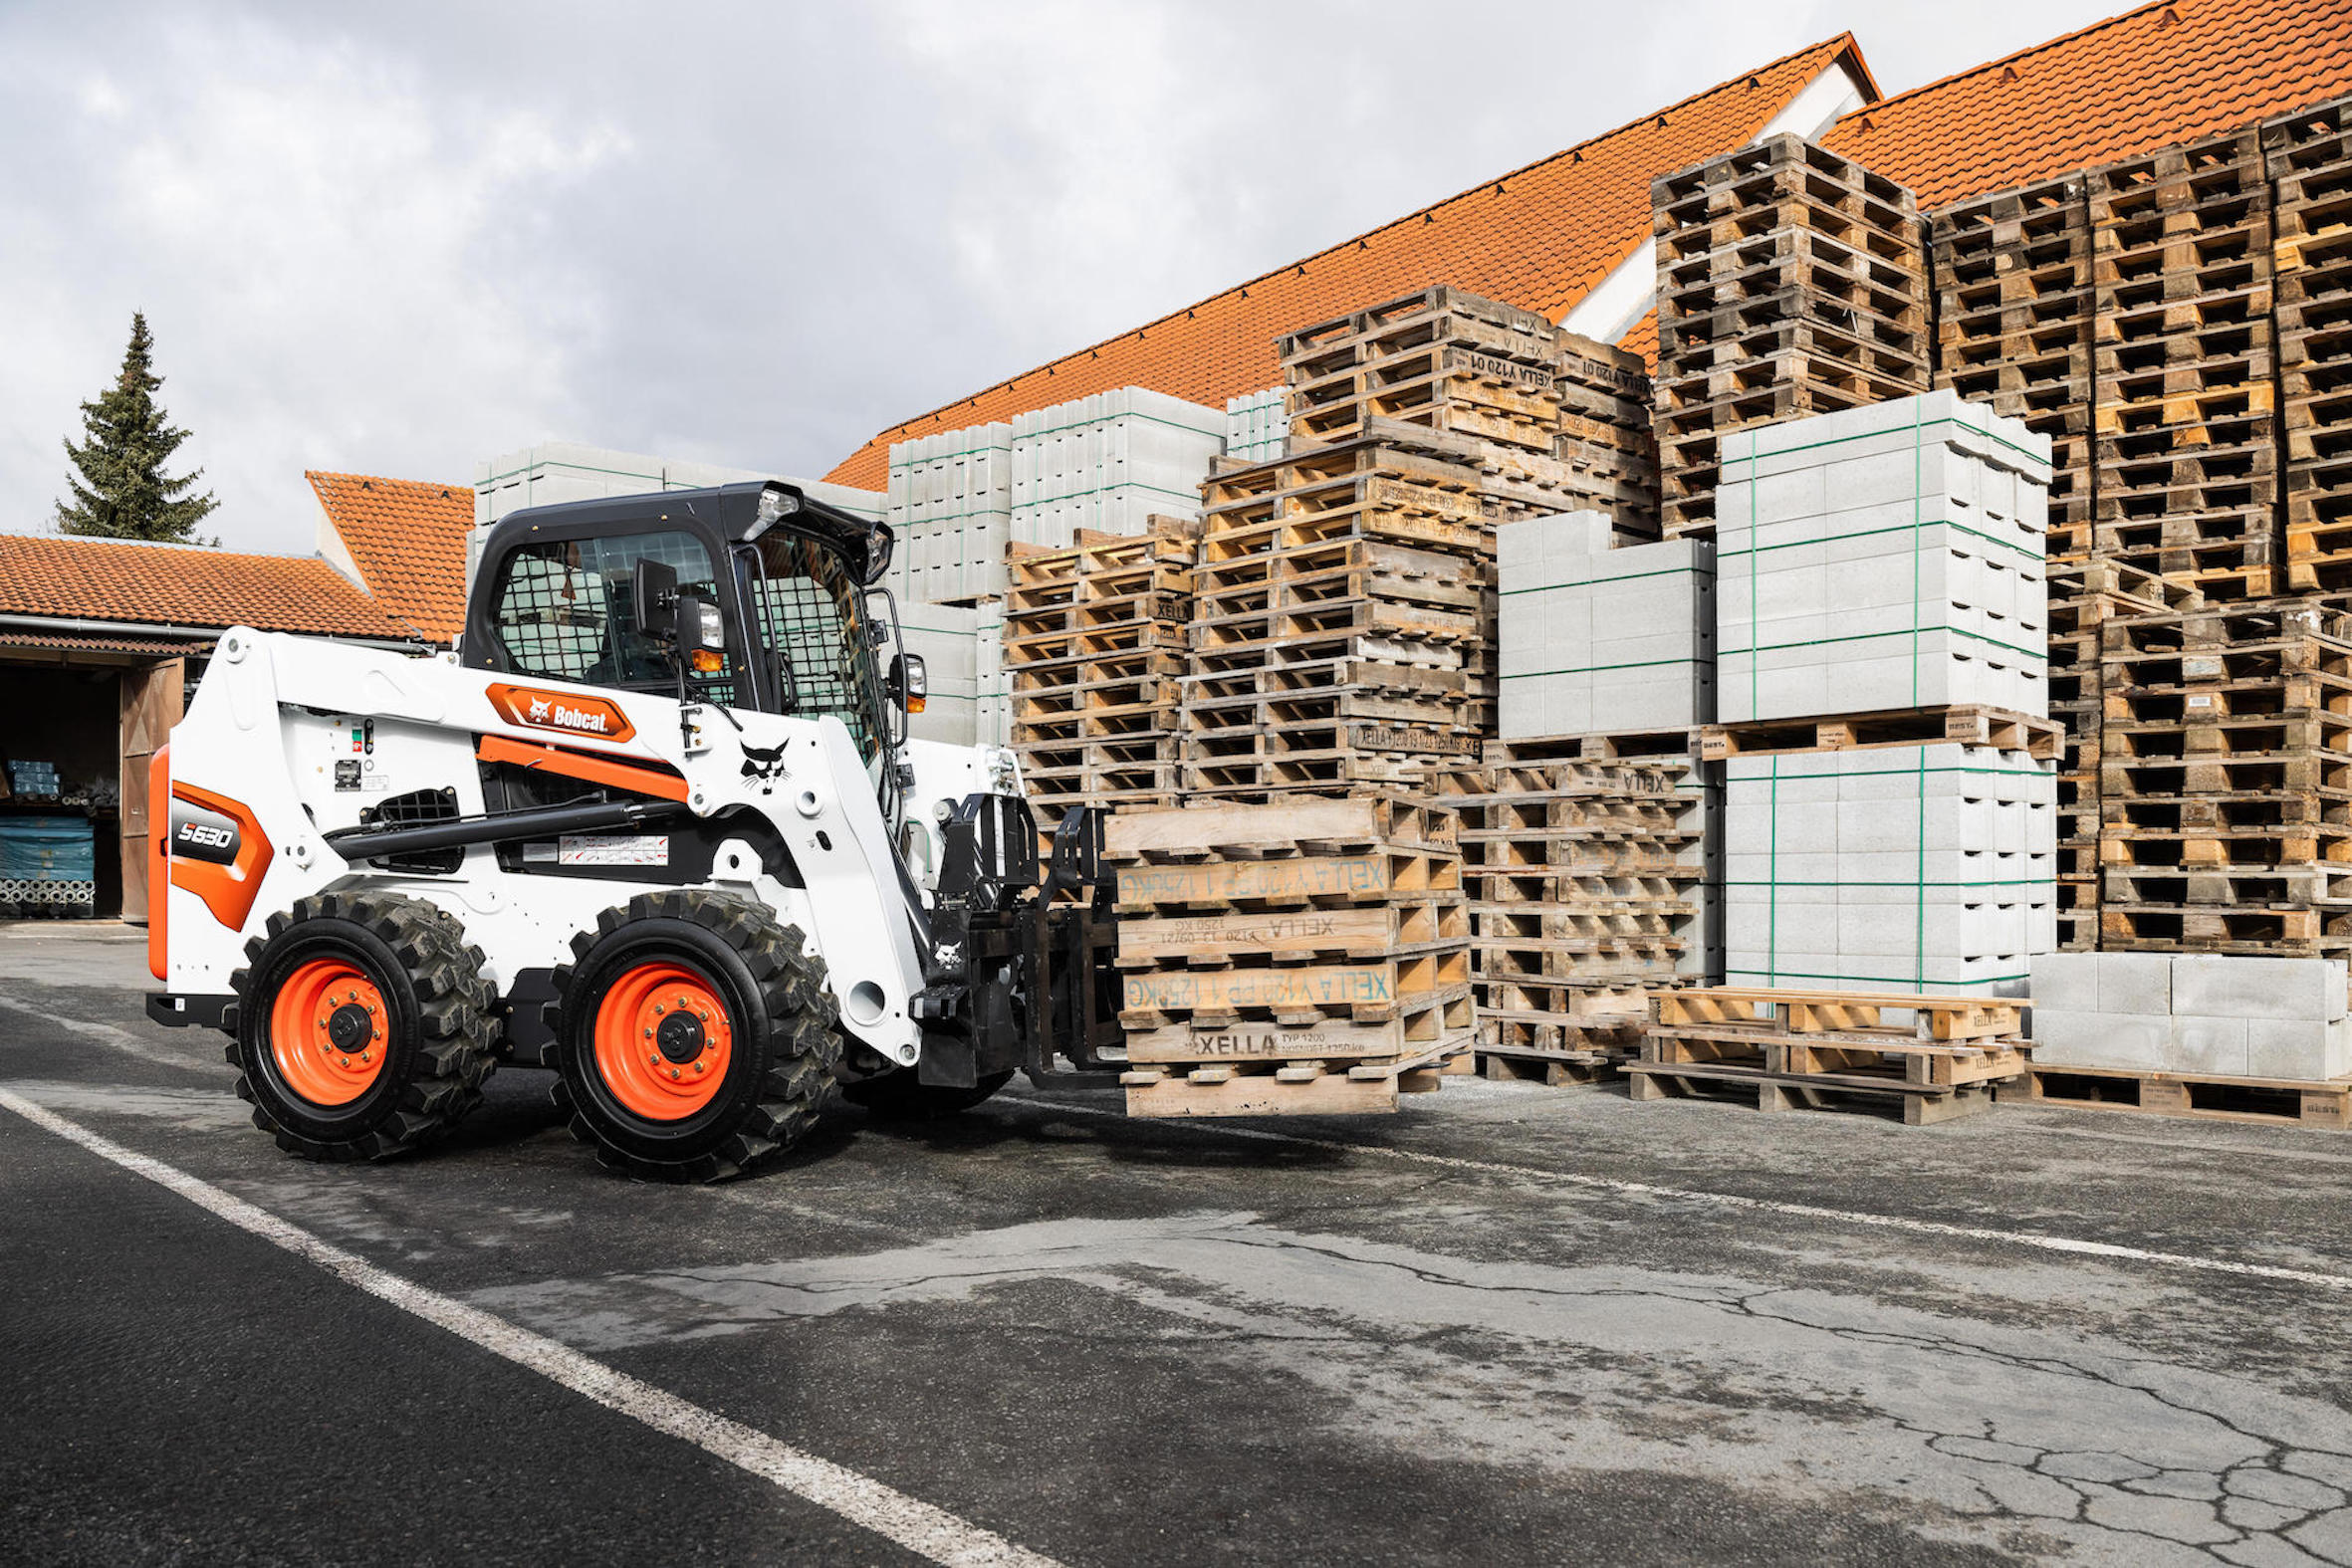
[{"xmin": 0, "ymin": 816, "xmax": 97, "ymax": 882}]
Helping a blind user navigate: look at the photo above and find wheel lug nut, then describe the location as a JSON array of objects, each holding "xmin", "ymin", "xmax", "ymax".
[
  {"xmin": 642, "ymin": 1027, "xmax": 653, "ymax": 1038},
  {"xmin": 693, "ymin": 1061, "xmax": 705, "ymax": 1073},
  {"xmin": 668, "ymin": 1067, "xmax": 680, "ymax": 1079},
  {"xmin": 340, "ymin": 1056, "xmax": 351, "ymax": 1067}
]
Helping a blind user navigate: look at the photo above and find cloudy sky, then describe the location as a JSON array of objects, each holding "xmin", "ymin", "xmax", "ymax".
[{"xmin": 0, "ymin": 0, "xmax": 2122, "ymax": 555}]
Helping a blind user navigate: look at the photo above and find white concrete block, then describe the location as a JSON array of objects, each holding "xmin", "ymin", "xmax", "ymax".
[{"xmin": 2170, "ymin": 956, "xmax": 2349, "ymax": 1022}]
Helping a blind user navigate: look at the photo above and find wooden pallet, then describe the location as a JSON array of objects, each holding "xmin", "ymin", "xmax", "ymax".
[
  {"xmin": 2004, "ymin": 1062, "xmax": 2352, "ymax": 1129},
  {"xmin": 1701, "ymin": 704, "xmax": 2062, "ymax": 762},
  {"xmin": 1628, "ymin": 985, "xmax": 2027, "ymax": 1125},
  {"xmin": 1474, "ymin": 1047, "xmax": 1622, "ymax": 1087},
  {"xmin": 1120, "ymin": 1038, "xmax": 1462, "ymax": 1119}
]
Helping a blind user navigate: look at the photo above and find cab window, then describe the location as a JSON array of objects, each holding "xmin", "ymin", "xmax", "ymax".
[
  {"xmin": 742, "ymin": 531, "xmax": 882, "ymax": 758},
  {"xmin": 489, "ymin": 532, "xmax": 734, "ymax": 699}
]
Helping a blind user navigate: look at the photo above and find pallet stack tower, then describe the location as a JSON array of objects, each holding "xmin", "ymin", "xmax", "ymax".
[
  {"xmin": 1653, "ymin": 134, "xmax": 1933, "ymax": 538},
  {"xmin": 1004, "ymin": 519, "xmax": 1199, "ymax": 827},
  {"xmin": 1104, "ymin": 796, "xmax": 1474, "ymax": 1116},
  {"xmin": 2095, "ymin": 601, "xmax": 2352, "ymax": 958},
  {"xmin": 2269, "ymin": 97, "xmax": 2352, "ymax": 599},
  {"xmin": 2086, "ymin": 128, "xmax": 2281, "ymax": 603}
]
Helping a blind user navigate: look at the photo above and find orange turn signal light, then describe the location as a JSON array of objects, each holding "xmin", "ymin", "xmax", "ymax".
[
  {"xmin": 907, "ymin": 696, "xmax": 927, "ymax": 714},
  {"xmin": 689, "ymin": 648, "xmax": 725, "ymax": 674}
]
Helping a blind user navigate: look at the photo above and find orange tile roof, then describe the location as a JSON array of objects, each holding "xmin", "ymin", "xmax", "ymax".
[
  {"xmin": 1823, "ymin": 0, "xmax": 2352, "ymax": 209},
  {"xmin": 0, "ymin": 534, "xmax": 407, "ymax": 640},
  {"xmin": 306, "ymin": 470, "xmax": 475, "ymax": 639},
  {"xmin": 823, "ymin": 35, "xmax": 1870, "ymax": 489}
]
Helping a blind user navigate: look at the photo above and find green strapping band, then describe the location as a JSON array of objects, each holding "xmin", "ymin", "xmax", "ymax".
[
  {"xmin": 1715, "ymin": 515, "xmax": 2043, "ymax": 567},
  {"xmin": 1719, "ymin": 623, "xmax": 2045, "ymax": 661},
  {"xmin": 1499, "ymin": 563, "xmax": 1707, "ymax": 596},
  {"xmin": 1729, "ymin": 966, "xmax": 2032, "ymax": 988},
  {"xmin": 1727, "ymin": 409, "xmax": 2046, "ymax": 468}
]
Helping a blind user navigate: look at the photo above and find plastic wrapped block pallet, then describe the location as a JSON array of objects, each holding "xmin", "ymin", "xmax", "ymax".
[
  {"xmin": 1498, "ymin": 511, "xmax": 1715, "ymax": 738},
  {"xmin": 2029, "ymin": 953, "xmax": 2352, "ymax": 1079},
  {"xmin": 1726, "ymin": 743, "xmax": 2056, "ymax": 994},
  {"xmin": 1009, "ymin": 389, "xmax": 1225, "ymax": 549},
  {"xmin": 1715, "ymin": 393, "xmax": 2053, "ymax": 723},
  {"xmin": 1224, "ymin": 388, "xmax": 1288, "ymax": 464},
  {"xmin": 887, "ymin": 423, "xmax": 1015, "ymax": 605},
  {"xmin": 474, "ymin": 442, "xmax": 885, "ymax": 529}
]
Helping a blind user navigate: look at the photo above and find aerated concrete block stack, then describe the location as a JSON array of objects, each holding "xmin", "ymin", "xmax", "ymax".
[
  {"xmin": 1714, "ymin": 392, "xmax": 2054, "ymax": 723},
  {"xmin": 887, "ymin": 423, "xmax": 1015, "ymax": 606},
  {"xmin": 1224, "ymin": 388, "xmax": 1288, "ymax": 464},
  {"xmin": 1497, "ymin": 511, "xmax": 1716, "ymax": 739},
  {"xmin": 474, "ymin": 442, "xmax": 887, "ymax": 527},
  {"xmin": 899, "ymin": 601, "xmax": 985, "ymax": 749},
  {"xmin": 2029, "ymin": 953, "xmax": 2352, "ymax": 1079},
  {"xmin": 1726, "ymin": 743, "xmax": 2057, "ymax": 994},
  {"xmin": 1009, "ymin": 388, "xmax": 1225, "ymax": 549}
]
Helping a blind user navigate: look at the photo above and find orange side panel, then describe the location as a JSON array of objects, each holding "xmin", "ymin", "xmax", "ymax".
[
  {"xmin": 475, "ymin": 735, "xmax": 691, "ymax": 803},
  {"xmin": 147, "ymin": 746, "xmax": 170, "ymax": 981},
  {"xmin": 168, "ymin": 781, "xmax": 275, "ymax": 934}
]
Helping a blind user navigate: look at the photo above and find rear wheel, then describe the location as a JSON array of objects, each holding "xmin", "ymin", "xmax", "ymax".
[
  {"xmin": 841, "ymin": 1068, "xmax": 1015, "ymax": 1121},
  {"xmin": 225, "ymin": 891, "xmax": 499, "ymax": 1162},
  {"xmin": 550, "ymin": 891, "xmax": 839, "ymax": 1183}
]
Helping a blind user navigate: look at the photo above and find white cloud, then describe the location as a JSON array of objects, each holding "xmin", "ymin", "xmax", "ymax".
[{"xmin": 0, "ymin": 0, "xmax": 2129, "ymax": 554}]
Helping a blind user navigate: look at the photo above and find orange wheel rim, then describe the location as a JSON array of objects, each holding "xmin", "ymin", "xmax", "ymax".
[
  {"xmin": 269, "ymin": 958, "xmax": 390, "ymax": 1107},
  {"xmin": 592, "ymin": 962, "xmax": 733, "ymax": 1121}
]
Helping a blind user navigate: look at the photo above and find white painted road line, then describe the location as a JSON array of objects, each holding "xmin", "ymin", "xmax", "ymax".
[
  {"xmin": 0, "ymin": 1088, "xmax": 1065, "ymax": 1568},
  {"xmin": 1000, "ymin": 1097, "xmax": 2352, "ymax": 1293}
]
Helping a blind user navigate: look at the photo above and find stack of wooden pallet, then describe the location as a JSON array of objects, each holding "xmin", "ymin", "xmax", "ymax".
[
  {"xmin": 1180, "ymin": 441, "xmax": 1502, "ymax": 800},
  {"xmin": 2046, "ymin": 559, "xmax": 2202, "ymax": 948},
  {"xmin": 1552, "ymin": 332, "xmax": 1662, "ymax": 538},
  {"xmin": 1652, "ymin": 133, "xmax": 1931, "ymax": 537},
  {"xmin": 1275, "ymin": 289, "xmax": 1661, "ymax": 533},
  {"xmin": 1930, "ymin": 174, "xmax": 2098, "ymax": 559},
  {"xmin": 2267, "ymin": 95, "xmax": 2352, "ymax": 597},
  {"xmin": 2087, "ymin": 127, "xmax": 2280, "ymax": 602},
  {"xmin": 1103, "ymin": 796, "xmax": 1474, "ymax": 1116},
  {"xmin": 1277, "ymin": 287, "xmax": 1570, "ymax": 487},
  {"xmin": 1443, "ymin": 748, "xmax": 1707, "ymax": 1081},
  {"xmin": 2097, "ymin": 601, "xmax": 2352, "ymax": 956},
  {"xmin": 1629, "ymin": 987, "xmax": 2029, "ymax": 1125},
  {"xmin": 1005, "ymin": 520, "xmax": 1198, "ymax": 825}
]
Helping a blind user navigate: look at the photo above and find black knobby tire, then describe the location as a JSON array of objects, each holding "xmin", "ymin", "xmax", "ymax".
[
  {"xmin": 841, "ymin": 1069, "xmax": 1015, "ymax": 1121},
  {"xmin": 547, "ymin": 891, "xmax": 840, "ymax": 1183},
  {"xmin": 224, "ymin": 891, "xmax": 500, "ymax": 1162}
]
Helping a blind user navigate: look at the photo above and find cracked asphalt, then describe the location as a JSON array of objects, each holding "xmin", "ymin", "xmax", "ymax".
[{"xmin": 4, "ymin": 921, "xmax": 2351, "ymax": 1566}]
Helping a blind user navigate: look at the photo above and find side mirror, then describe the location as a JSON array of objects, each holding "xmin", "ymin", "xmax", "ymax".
[
  {"xmin": 887, "ymin": 652, "xmax": 928, "ymax": 714},
  {"xmin": 633, "ymin": 559, "xmax": 678, "ymax": 641}
]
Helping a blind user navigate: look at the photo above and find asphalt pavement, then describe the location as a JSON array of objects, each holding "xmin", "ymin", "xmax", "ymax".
[{"xmin": 3, "ymin": 919, "xmax": 2350, "ymax": 1566}]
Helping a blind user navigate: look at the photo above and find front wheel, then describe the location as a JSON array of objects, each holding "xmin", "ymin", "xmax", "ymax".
[{"xmin": 549, "ymin": 891, "xmax": 839, "ymax": 1183}]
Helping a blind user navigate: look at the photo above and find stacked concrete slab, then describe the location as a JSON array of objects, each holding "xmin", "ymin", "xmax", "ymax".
[
  {"xmin": 1224, "ymin": 388, "xmax": 1288, "ymax": 464},
  {"xmin": 2029, "ymin": 953, "xmax": 2352, "ymax": 1080},
  {"xmin": 887, "ymin": 423, "xmax": 1015, "ymax": 606},
  {"xmin": 1497, "ymin": 511, "xmax": 1716, "ymax": 738},
  {"xmin": 1009, "ymin": 388, "xmax": 1225, "ymax": 548},
  {"xmin": 1727, "ymin": 743, "xmax": 2058, "ymax": 994},
  {"xmin": 474, "ymin": 443, "xmax": 886, "ymax": 527},
  {"xmin": 1715, "ymin": 392, "xmax": 2053, "ymax": 723}
]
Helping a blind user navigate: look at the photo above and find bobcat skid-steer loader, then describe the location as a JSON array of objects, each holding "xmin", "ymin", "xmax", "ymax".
[{"xmin": 145, "ymin": 481, "xmax": 1120, "ymax": 1181}]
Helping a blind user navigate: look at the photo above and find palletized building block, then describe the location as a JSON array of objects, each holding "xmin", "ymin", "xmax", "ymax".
[
  {"xmin": 1498, "ymin": 511, "xmax": 1715, "ymax": 738},
  {"xmin": 887, "ymin": 422, "xmax": 1014, "ymax": 604},
  {"xmin": 2026, "ymin": 953, "xmax": 2352, "ymax": 1079},
  {"xmin": 1726, "ymin": 742, "xmax": 2056, "ymax": 994},
  {"xmin": 1009, "ymin": 388, "xmax": 1225, "ymax": 548},
  {"xmin": 1715, "ymin": 393, "xmax": 2053, "ymax": 725}
]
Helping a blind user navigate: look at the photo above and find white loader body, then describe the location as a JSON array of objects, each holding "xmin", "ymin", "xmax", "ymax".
[{"xmin": 157, "ymin": 625, "xmax": 997, "ymax": 1067}]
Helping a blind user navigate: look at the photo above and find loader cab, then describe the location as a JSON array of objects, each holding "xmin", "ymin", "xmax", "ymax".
[{"xmin": 464, "ymin": 481, "xmax": 907, "ymax": 769}]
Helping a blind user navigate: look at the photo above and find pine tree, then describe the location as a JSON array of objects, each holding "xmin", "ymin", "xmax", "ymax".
[{"xmin": 56, "ymin": 312, "xmax": 220, "ymax": 545}]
